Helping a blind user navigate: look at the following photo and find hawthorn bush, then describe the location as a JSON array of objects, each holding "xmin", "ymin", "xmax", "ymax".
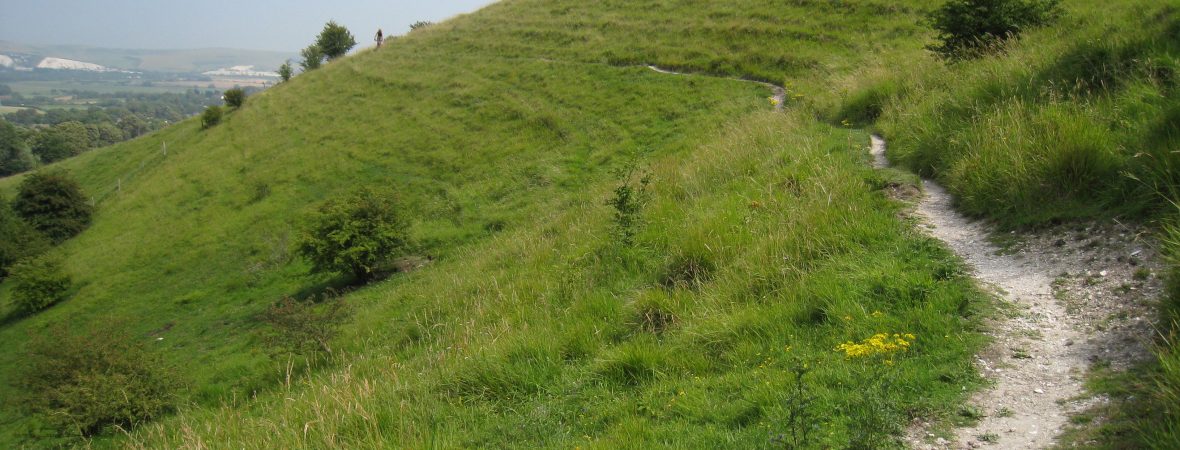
[
  {"xmin": 10, "ymin": 256, "xmax": 70, "ymax": 315},
  {"xmin": 201, "ymin": 105, "xmax": 222, "ymax": 129},
  {"xmin": 223, "ymin": 88, "xmax": 246, "ymax": 108},
  {"xmin": 17, "ymin": 323, "xmax": 182, "ymax": 438},
  {"xmin": 12, "ymin": 170, "xmax": 93, "ymax": 243},
  {"xmin": 298, "ymin": 187, "xmax": 412, "ymax": 282},
  {"xmin": 928, "ymin": 0, "xmax": 1061, "ymax": 59}
]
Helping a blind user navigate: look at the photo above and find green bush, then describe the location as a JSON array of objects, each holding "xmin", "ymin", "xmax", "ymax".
[
  {"xmin": 0, "ymin": 198, "xmax": 49, "ymax": 279},
  {"xmin": 315, "ymin": 21, "xmax": 356, "ymax": 60},
  {"xmin": 928, "ymin": 0, "xmax": 1061, "ymax": 59},
  {"xmin": 10, "ymin": 256, "xmax": 70, "ymax": 315},
  {"xmin": 16, "ymin": 322, "xmax": 182, "ymax": 438},
  {"xmin": 223, "ymin": 88, "xmax": 246, "ymax": 108},
  {"xmin": 298, "ymin": 187, "xmax": 413, "ymax": 282},
  {"xmin": 300, "ymin": 45, "xmax": 323, "ymax": 71},
  {"xmin": 201, "ymin": 105, "xmax": 222, "ymax": 129},
  {"xmin": 12, "ymin": 170, "xmax": 93, "ymax": 243},
  {"xmin": 278, "ymin": 61, "xmax": 293, "ymax": 82}
]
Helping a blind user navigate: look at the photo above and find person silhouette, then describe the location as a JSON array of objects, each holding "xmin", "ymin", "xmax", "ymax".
[{"xmin": 375, "ymin": 28, "xmax": 384, "ymax": 48}]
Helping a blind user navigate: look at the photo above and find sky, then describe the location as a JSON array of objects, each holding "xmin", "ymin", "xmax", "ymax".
[{"xmin": 0, "ymin": 0, "xmax": 496, "ymax": 52}]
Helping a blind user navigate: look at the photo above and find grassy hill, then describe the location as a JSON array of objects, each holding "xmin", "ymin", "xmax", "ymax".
[{"xmin": 1, "ymin": 0, "xmax": 1176, "ymax": 447}]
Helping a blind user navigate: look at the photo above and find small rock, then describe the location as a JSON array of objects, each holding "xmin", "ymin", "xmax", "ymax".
[
  {"xmin": 1099, "ymin": 270, "xmax": 1108, "ymax": 277},
  {"xmin": 1034, "ymin": 388, "xmax": 1045, "ymax": 394}
]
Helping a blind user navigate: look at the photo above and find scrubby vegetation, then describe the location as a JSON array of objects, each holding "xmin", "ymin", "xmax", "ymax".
[
  {"xmin": 298, "ymin": 187, "xmax": 412, "ymax": 282},
  {"xmin": 0, "ymin": 198, "xmax": 48, "ymax": 279},
  {"xmin": 200, "ymin": 105, "xmax": 222, "ymax": 129},
  {"xmin": 0, "ymin": 0, "xmax": 1175, "ymax": 447},
  {"xmin": 278, "ymin": 61, "xmax": 293, "ymax": 82},
  {"xmin": 223, "ymin": 88, "xmax": 246, "ymax": 109},
  {"xmin": 15, "ymin": 323, "xmax": 182, "ymax": 441},
  {"xmin": 12, "ymin": 170, "xmax": 92, "ymax": 242},
  {"xmin": 927, "ymin": 0, "xmax": 1062, "ymax": 59},
  {"xmin": 9, "ymin": 256, "xmax": 70, "ymax": 315}
]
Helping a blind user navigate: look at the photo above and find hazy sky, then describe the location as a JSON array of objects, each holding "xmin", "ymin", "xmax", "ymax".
[{"xmin": 0, "ymin": 0, "xmax": 496, "ymax": 52}]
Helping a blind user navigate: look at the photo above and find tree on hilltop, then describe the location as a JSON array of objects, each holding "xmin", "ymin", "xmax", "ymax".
[
  {"xmin": 300, "ymin": 44, "xmax": 324, "ymax": 71},
  {"xmin": 316, "ymin": 21, "xmax": 356, "ymax": 60},
  {"xmin": 278, "ymin": 61, "xmax": 293, "ymax": 82}
]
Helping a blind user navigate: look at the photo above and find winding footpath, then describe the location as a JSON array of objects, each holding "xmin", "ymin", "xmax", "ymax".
[
  {"xmin": 636, "ymin": 60, "xmax": 1154, "ymax": 447},
  {"xmin": 646, "ymin": 65, "xmax": 786, "ymax": 111},
  {"xmin": 871, "ymin": 136, "xmax": 1159, "ymax": 448}
]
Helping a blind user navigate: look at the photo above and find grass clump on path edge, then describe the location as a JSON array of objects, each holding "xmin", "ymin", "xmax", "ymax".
[{"xmin": 121, "ymin": 114, "xmax": 988, "ymax": 449}]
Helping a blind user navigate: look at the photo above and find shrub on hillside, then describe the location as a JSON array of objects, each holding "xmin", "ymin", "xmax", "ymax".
[
  {"xmin": 605, "ymin": 165, "xmax": 651, "ymax": 247},
  {"xmin": 928, "ymin": 0, "xmax": 1061, "ymax": 59},
  {"xmin": 201, "ymin": 105, "xmax": 222, "ymax": 129},
  {"xmin": 316, "ymin": 21, "xmax": 356, "ymax": 60},
  {"xmin": 12, "ymin": 170, "xmax": 93, "ymax": 243},
  {"xmin": 300, "ymin": 44, "xmax": 324, "ymax": 71},
  {"xmin": 9, "ymin": 256, "xmax": 70, "ymax": 315},
  {"xmin": 410, "ymin": 21, "xmax": 434, "ymax": 32},
  {"xmin": 0, "ymin": 198, "xmax": 49, "ymax": 279},
  {"xmin": 16, "ymin": 322, "xmax": 182, "ymax": 438},
  {"xmin": 298, "ymin": 187, "xmax": 413, "ymax": 282},
  {"xmin": 278, "ymin": 61, "xmax": 293, "ymax": 82},
  {"xmin": 258, "ymin": 295, "xmax": 350, "ymax": 361},
  {"xmin": 223, "ymin": 88, "xmax": 246, "ymax": 108}
]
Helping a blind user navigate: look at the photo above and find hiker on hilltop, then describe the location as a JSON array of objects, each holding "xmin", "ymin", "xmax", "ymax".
[{"xmin": 375, "ymin": 29, "xmax": 384, "ymax": 48}]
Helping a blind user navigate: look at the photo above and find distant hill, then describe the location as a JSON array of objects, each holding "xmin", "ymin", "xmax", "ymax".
[{"xmin": 0, "ymin": 40, "xmax": 294, "ymax": 73}]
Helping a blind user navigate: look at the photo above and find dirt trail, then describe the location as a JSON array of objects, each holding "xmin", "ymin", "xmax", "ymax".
[
  {"xmin": 870, "ymin": 136, "xmax": 1162, "ymax": 449},
  {"xmin": 646, "ymin": 65, "xmax": 786, "ymax": 111}
]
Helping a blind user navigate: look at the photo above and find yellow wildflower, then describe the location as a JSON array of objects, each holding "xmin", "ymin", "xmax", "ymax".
[{"xmin": 835, "ymin": 332, "xmax": 916, "ymax": 359}]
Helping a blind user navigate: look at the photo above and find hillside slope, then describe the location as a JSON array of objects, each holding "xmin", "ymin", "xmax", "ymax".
[{"xmin": 0, "ymin": 0, "xmax": 981, "ymax": 447}]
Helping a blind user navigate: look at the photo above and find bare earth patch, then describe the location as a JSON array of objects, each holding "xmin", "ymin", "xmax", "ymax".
[{"xmin": 869, "ymin": 136, "xmax": 1163, "ymax": 449}]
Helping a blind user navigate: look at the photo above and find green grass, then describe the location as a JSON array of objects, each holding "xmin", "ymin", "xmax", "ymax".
[
  {"xmin": 120, "ymin": 114, "xmax": 986, "ymax": 449},
  {"xmin": 834, "ymin": 0, "xmax": 1180, "ymax": 446},
  {"xmin": 839, "ymin": 1, "xmax": 1180, "ymax": 228},
  {"xmin": 0, "ymin": 0, "xmax": 1029, "ymax": 447}
]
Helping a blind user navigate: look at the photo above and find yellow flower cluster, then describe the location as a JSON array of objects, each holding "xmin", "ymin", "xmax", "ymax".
[{"xmin": 836, "ymin": 333, "xmax": 915, "ymax": 359}]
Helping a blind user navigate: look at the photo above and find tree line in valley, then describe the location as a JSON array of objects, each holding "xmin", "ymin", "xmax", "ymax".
[{"xmin": 0, "ymin": 86, "xmax": 257, "ymax": 177}]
